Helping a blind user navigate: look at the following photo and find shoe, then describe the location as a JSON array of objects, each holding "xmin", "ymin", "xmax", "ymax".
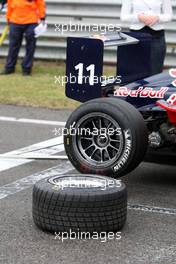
[
  {"xmin": 22, "ymin": 71, "xmax": 31, "ymax": 76},
  {"xmin": 0, "ymin": 69, "xmax": 15, "ymax": 75}
]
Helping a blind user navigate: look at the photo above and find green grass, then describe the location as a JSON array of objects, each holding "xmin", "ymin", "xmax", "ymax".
[{"xmin": 0, "ymin": 60, "xmax": 115, "ymax": 109}]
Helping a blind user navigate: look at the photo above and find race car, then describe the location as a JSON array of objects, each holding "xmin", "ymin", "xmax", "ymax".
[{"xmin": 63, "ymin": 32, "xmax": 176, "ymax": 178}]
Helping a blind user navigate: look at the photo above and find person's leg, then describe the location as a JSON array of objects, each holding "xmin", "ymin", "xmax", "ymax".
[
  {"xmin": 4, "ymin": 23, "xmax": 24, "ymax": 73},
  {"xmin": 150, "ymin": 35, "xmax": 166, "ymax": 75},
  {"xmin": 22, "ymin": 23, "xmax": 37, "ymax": 74}
]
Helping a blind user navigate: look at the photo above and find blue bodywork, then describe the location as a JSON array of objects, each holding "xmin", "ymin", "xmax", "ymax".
[
  {"xmin": 113, "ymin": 71, "xmax": 176, "ymax": 111},
  {"xmin": 65, "ymin": 33, "xmax": 176, "ymax": 113}
]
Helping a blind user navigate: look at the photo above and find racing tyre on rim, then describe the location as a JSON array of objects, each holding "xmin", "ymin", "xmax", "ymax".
[
  {"xmin": 64, "ymin": 98, "xmax": 148, "ymax": 178},
  {"xmin": 32, "ymin": 174, "xmax": 127, "ymax": 233}
]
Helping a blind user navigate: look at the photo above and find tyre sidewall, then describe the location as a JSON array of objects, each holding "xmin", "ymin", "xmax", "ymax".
[{"xmin": 64, "ymin": 100, "xmax": 139, "ymax": 177}]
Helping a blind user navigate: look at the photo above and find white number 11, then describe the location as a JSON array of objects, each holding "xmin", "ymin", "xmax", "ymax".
[{"xmin": 75, "ymin": 63, "xmax": 95, "ymax": 86}]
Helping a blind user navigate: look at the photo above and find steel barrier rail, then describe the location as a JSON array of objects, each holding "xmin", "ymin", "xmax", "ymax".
[{"xmin": 0, "ymin": 0, "xmax": 176, "ymax": 67}]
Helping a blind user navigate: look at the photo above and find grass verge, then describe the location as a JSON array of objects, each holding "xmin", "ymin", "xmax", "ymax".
[{"xmin": 0, "ymin": 60, "xmax": 114, "ymax": 109}]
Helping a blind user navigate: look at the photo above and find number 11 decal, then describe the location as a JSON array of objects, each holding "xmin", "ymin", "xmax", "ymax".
[{"xmin": 75, "ymin": 63, "xmax": 95, "ymax": 85}]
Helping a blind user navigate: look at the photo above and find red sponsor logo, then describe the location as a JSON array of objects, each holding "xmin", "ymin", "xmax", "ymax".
[
  {"xmin": 167, "ymin": 94, "xmax": 176, "ymax": 105},
  {"xmin": 169, "ymin": 69, "xmax": 176, "ymax": 87},
  {"xmin": 114, "ymin": 86, "xmax": 168, "ymax": 99}
]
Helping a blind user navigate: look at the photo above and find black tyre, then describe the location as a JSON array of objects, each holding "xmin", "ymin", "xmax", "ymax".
[
  {"xmin": 32, "ymin": 174, "xmax": 127, "ymax": 233},
  {"xmin": 64, "ymin": 98, "xmax": 148, "ymax": 178}
]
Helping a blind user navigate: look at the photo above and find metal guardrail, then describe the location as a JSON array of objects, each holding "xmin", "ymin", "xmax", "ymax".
[{"xmin": 0, "ymin": 0, "xmax": 176, "ymax": 66}]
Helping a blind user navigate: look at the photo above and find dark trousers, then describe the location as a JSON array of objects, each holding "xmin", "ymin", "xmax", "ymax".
[
  {"xmin": 150, "ymin": 35, "xmax": 166, "ymax": 75},
  {"xmin": 5, "ymin": 23, "xmax": 37, "ymax": 73},
  {"xmin": 131, "ymin": 27, "xmax": 166, "ymax": 76}
]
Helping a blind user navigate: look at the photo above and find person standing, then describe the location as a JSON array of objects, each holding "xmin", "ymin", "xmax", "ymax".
[
  {"xmin": 1, "ymin": 0, "xmax": 46, "ymax": 76},
  {"xmin": 120, "ymin": 0, "xmax": 173, "ymax": 75},
  {"xmin": 0, "ymin": 0, "xmax": 7, "ymax": 10}
]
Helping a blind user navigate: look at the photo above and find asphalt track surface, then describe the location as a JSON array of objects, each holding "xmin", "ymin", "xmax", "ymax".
[{"xmin": 0, "ymin": 104, "xmax": 175, "ymax": 264}]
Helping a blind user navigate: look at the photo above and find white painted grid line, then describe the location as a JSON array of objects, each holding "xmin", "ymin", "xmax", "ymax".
[
  {"xmin": 0, "ymin": 136, "xmax": 64, "ymax": 172},
  {"xmin": 128, "ymin": 204, "xmax": 176, "ymax": 216},
  {"xmin": 0, "ymin": 163, "xmax": 73, "ymax": 200},
  {"xmin": 0, "ymin": 116, "xmax": 66, "ymax": 126}
]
